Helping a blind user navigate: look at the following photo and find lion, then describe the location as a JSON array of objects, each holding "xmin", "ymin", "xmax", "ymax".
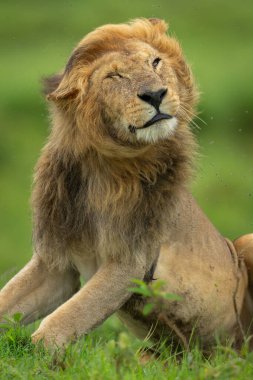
[{"xmin": 0, "ymin": 18, "xmax": 253, "ymax": 352}]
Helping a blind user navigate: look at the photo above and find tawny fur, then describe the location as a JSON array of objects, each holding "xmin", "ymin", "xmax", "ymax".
[{"xmin": 0, "ymin": 18, "xmax": 253, "ymax": 351}]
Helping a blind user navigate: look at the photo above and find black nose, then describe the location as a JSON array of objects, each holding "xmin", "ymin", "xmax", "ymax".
[{"xmin": 138, "ymin": 88, "xmax": 168, "ymax": 110}]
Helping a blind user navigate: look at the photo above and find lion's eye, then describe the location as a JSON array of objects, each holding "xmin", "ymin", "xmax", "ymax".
[
  {"xmin": 105, "ymin": 72, "xmax": 123, "ymax": 79},
  {"xmin": 152, "ymin": 57, "xmax": 161, "ymax": 68}
]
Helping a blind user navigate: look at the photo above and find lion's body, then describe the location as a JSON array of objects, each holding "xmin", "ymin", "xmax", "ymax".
[
  {"xmin": 0, "ymin": 18, "xmax": 253, "ymax": 351},
  {"xmin": 118, "ymin": 191, "xmax": 247, "ymax": 349}
]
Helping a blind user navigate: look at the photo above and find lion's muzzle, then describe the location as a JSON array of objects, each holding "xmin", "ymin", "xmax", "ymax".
[{"xmin": 128, "ymin": 112, "xmax": 173, "ymax": 133}]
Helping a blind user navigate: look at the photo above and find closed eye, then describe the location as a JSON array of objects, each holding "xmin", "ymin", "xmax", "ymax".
[{"xmin": 105, "ymin": 72, "xmax": 123, "ymax": 79}]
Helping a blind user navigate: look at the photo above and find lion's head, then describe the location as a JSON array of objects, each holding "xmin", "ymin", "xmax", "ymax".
[{"xmin": 45, "ymin": 18, "xmax": 197, "ymax": 152}]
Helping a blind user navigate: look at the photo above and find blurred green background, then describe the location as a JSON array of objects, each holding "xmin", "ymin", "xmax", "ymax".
[{"xmin": 0, "ymin": 0, "xmax": 252, "ymax": 279}]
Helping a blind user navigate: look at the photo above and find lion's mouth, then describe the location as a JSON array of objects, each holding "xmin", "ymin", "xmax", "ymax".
[{"xmin": 129, "ymin": 113, "xmax": 173, "ymax": 133}]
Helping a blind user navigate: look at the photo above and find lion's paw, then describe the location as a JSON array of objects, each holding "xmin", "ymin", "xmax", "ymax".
[{"xmin": 31, "ymin": 320, "xmax": 72, "ymax": 350}]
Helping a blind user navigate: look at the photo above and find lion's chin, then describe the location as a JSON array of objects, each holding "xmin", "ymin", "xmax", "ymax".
[{"xmin": 135, "ymin": 117, "xmax": 178, "ymax": 143}]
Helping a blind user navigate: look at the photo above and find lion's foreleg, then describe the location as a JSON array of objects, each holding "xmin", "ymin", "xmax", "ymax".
[
  {"xmin": 0, "ymin": 255, "xmax": 80, "ymax": 325},
  {"xmin": 31, "ymin": 260, "xmax": 146, "ymax": 347}
]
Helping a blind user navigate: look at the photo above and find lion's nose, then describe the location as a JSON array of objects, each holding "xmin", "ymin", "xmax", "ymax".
[{"xmin": 138, "ymin": 88, "xmax": 168, "ymax": 110}]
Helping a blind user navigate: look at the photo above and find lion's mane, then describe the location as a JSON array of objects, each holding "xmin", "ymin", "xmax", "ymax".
[{"xmin": 32, "ymin": 19, "xmax": 198, "ymax": 269}]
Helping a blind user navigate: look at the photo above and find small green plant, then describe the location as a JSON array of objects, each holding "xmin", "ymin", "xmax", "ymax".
[
  {"xmin": 129, "ymin": 279, "xmax": 182, "ymax": 316},
  {"xmin": 0, "ymin": 312, "xmax": 23, "ymax": 328},
  {"xmin": 128, "ymin": 279, "xmax": 189, "ymax": 350},
  {"xmin": 0, "ymin": 313, "xmax": 23, "ymax": 341},
  {"xmin": 0, "ymin": 312, "xmax": 34, "ymax": 355}
]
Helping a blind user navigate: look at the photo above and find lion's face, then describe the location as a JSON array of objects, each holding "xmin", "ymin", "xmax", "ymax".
[
  {"xmin": 92, "ymin": 42, "xmax": 179, "ymax": 144},
  {"xmin": 46, "ymin": 19, "xmax": 197, "ymax": 148}
]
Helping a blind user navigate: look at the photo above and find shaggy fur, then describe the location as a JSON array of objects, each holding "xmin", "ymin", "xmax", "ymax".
[{"xmin": 0, "ymin": 18, "xmax": 253, "ymax": 351}]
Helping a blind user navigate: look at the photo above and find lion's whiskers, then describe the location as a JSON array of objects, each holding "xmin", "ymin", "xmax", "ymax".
[{"xmin": 178, "ymin": 105, "xmax": 206, "ymax": 131}]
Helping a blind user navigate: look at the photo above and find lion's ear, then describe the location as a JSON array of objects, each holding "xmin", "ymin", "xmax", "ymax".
[
  {"xmin": 148, "ymin": 18, "xmax": 168, "ymax": 34},
  {"xmin": 43, "ymin": 73, "xmax": 78, "ymax": 101}
]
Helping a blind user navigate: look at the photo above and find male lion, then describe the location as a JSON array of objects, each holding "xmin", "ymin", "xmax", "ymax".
[{"xmin": 0, "ymin": 18, "xmax": 253, "ymax": 352}]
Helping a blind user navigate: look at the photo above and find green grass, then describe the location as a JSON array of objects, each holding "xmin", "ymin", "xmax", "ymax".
[{"xmin": 1, "ymin": 317, "xmax": 253, "ymax": 380}]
